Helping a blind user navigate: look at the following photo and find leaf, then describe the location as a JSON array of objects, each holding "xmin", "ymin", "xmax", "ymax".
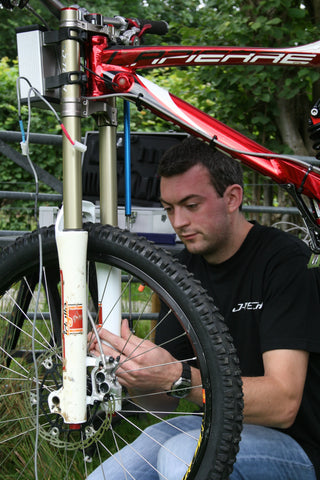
[
  {"xmin": 252, "ymin": 114, "xmax": 269, "ymax": 125},
  {"xmin": 266, "ymin": 17, "xmax": 282, "ymax": 26},
  {"xmin": 288, "ymin": 8, "xmax": 306, "ymax": 19},
  {"xmin": 250, "ymin": 20, "xmax": 263, "ymax": 31}
]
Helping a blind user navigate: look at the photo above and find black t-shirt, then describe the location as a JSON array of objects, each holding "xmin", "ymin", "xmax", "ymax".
[{"xmin": 156, "ymin": 222, "xmax": 320, "ymax": 478}]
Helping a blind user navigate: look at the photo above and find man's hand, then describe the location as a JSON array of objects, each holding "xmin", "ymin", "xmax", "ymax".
[{"xmin": 88, "ymin": 319, "xmax": 182, "ymax": 396}]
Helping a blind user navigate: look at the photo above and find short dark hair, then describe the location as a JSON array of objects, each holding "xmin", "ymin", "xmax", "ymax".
[{"xmin": 158, "ymin": 136, "xmax": 243, "ymax": 197}]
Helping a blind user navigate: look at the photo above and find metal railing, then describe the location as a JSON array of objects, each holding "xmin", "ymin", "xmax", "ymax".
[{"xmin": 0, "ymin": 130, "xmax": 314, "ymax": 247}]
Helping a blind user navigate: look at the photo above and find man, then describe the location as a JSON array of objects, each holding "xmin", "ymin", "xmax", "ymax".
[{"xmin": 88, "ymin": 137, "xmax": 320, "ymax": 479}]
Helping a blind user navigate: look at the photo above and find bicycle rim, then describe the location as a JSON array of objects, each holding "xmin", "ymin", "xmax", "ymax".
[{"xmin": 0, "ymin": 223, "xmax": 242, "ymax": 480}]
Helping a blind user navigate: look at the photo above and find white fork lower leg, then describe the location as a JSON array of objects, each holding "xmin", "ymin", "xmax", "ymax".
[
  {"xmin": 96, "ymin": 262, "xmax": 122, "ymax": 336},
  {"xmin": 48, "ymin": 229, "xmax": 88, "ymax": 424}
]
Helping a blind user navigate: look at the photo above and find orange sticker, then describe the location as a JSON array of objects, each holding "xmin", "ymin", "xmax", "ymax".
[
  {"xmin": 63, "ymin": 303, "xmax": 83, "ymax": 334},
  {"xmin": 98, "ymin": 302, "xmax": 103, "ymax": 328},
  {"xmin": 202, "ymin": 388, "xmax": 206, "ymax": 405}
]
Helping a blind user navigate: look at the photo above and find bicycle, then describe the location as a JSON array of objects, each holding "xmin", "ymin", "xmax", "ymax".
[{"xmin": 0, "ymin": 1, "xmax": 320, "ymax": 479}]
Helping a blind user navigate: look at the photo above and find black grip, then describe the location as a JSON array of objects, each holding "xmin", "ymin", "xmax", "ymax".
[
  {"xmin": 138, "ymin": 19, "xmax": 169, "ymax": 35},
  {"xmin": 0, "ymin": 0, "xmax": 29, "ymax": 8}
]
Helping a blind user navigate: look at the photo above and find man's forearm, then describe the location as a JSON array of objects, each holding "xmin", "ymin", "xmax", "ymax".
[
  {"xmin": 186, "ymin": 367, "xmax": 205, "ymax": 406},
  {"xmin": 241, "ymin": 375, "xmax": 300, "ymax": 429}
]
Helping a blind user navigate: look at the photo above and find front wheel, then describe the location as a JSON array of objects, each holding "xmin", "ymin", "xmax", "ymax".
[{"xmin": 0, "ymin": 223, "xmax": 243, "ymax": 480}]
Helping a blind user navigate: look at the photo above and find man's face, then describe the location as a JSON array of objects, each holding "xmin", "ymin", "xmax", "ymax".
[{"xmin": 160, "ymin": 164, "xmax": 232, "ymax": 262}]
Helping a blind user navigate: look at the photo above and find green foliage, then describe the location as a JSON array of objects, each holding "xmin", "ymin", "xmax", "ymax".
[
  {"xmin": 0, "ymin": 58, "xmax": 19, "ymax": 129},
  {"xmin": 0, "ymin": 0, "xmax": 319, "ymax": 229},
  {"xmin": 170, "ymin": 0, "xmax": 320, "ymax": 153},
  {"xmin": 0, "ymin": 57, "xmax": 63, "ymax": 230},
  {"xmin": 1, "ymin": 0, "xmax": 318, "ymax": 152}
]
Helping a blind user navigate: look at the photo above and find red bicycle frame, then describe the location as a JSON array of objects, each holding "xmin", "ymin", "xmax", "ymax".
[{"xmin": 84, "ymin": 38, "xmax": 320, "ymax": 250}]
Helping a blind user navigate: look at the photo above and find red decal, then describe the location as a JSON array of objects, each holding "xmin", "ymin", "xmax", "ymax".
[
  {"xmin": 64, "ymin": 303, "xmax": 83, "ymax": 334},
  {"xmin": 98, "ymin": 302, "xmax": 103, "ymax": 328}
]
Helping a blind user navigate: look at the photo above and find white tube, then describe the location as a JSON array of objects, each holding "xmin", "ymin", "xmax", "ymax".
[
  {"xmin": 96, "ymin": 262, "xmax": 122, "ymax": 336},
  {"xmin": 48, "ymin": 225, "xmax": 88, "ymax": 424}
]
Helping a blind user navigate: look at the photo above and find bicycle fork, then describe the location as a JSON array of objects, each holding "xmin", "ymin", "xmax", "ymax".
[{"xmin": 47, "ymin": 7, "xmax": 122, "ymax": 426}]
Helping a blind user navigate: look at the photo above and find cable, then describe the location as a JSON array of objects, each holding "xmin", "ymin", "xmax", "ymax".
[
  {"xmin": 15, "ymin": 80, "xmax": 87, "ymax": 479},
  {"xmin": 15, "ymin": 82, "xmax": 44, "ymax": 480},
  {"xmin": 212, "ymin": 137, "xmax": 320, "ymax": 174},
  {"xmin": 16, "ymin": 79, "xmax": 70, "ymax": 480},
  {"xmin": 16, "ymin": 77, "xmax": 87, "ymax": 153},
  {"xmin": 16, "ymin": 77, "xmax": 32, "ymax": 146},
  {"xmin": 25, "ymin": 3, "xmax": 50, "ymax": 30},
  {"xmin": 31, "ymin": 230, "xmax": 42, "ymax": 480}
]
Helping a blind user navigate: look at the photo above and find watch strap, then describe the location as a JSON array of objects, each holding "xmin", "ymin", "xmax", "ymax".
[
  {"xmin": 180, "ymin": 361, "xmax": 191, "ymax": 381},
  {"xmin": 167, "ymin": 361, "xmax": 191, "ymax": 398}
]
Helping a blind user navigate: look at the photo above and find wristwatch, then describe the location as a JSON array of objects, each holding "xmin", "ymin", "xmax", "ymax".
[{"xmin": 167, "ymin": 361, "xmax": 192, "ymax": 398}]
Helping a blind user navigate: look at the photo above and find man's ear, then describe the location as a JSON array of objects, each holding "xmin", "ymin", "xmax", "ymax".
[{"xmin": 224, "ymin": 184, "xmax": 243, "ymax": 213}]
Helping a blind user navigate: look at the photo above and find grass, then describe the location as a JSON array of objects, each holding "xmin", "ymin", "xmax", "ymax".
[{"xmin": 0, "ymin": 278, "xmax": 179, "ymax": 479}]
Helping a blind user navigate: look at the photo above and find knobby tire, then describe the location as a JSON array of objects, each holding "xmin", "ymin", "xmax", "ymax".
[{"xmin": 0, "ymin": 223, "xmax": 243, "ymax": 479}]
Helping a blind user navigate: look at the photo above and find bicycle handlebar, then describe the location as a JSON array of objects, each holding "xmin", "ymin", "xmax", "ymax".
[
  {"xmin": 86, "ymin": 15, "xmax": 168, "ymax": 35},
  {"xmin": 38, "ymin": 0, "xmax": 64, "ymax": 18},
  {"xmin": 1, "ymin": 0, "xmax": 169, "ymax": 36},
  {"xmin": 134, "ymin": 19, "xmax": 168, "ymax": 36},
  {"xmin": 0, "ymin": 0, "xmax": 63, "ymax": 16},
  {"xmin": 0, "ymin": 0, "xmax": 29, "ymax": 8}
]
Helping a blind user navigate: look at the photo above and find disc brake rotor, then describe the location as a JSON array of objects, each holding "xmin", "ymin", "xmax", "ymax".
[{"xmin": 26, "ymin": 348, "xmax": 113, "ymax": 450}]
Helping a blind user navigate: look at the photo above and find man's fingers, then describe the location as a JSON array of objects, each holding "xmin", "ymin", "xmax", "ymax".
[{"xmin": 98, "ymin": 327, "xmax": 126, "ymax": 352}]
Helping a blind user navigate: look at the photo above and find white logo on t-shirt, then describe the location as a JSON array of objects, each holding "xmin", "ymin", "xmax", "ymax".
[{"xmin": 232, "ymin": 302, "xmax": 263, "ymax": 312}]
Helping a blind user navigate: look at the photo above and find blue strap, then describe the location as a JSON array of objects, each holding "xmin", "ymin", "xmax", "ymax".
[{"xmin": 124, "ymin": 100, "xmax": 131, "ymax": 217}]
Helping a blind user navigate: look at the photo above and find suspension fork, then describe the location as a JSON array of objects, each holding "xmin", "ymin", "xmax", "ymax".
[
  {"xmin": 96, "ymin": 105, "xmax": 122, "ymax": 338},
  {"xmin": 49, "ymin": 7, "xmax": 88, "ymax": 424},
  {"xmin": 48, "ymin": 8, "xmax": 122, "ymax": 424}
]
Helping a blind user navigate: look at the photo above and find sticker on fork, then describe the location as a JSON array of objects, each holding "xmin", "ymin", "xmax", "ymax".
[
  {"xmin": 63, "ymin": 303, "xmax": 84, "ymax": 334},
  {"xmin": 98, "ymin": 301, "xmax": 103, "ymax": 328}
]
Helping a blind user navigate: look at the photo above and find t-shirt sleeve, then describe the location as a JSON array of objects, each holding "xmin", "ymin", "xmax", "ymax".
[{"xmin": 259, "ymin": 243, "xmax": 320, "ymax": 354}]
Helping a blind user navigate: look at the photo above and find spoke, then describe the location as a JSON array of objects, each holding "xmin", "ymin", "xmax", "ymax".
[
  {"xmin": 0, "ymin": 346, "xmax": 29, "ymax": 375},
  {"xmin": 0, "ymin": 230, "xmax": 220, "ymax": 480},
  {"xmin": 0, "ymin": 310, "xmax": 52, "ymax": 352},
  {"xmin": 110, "ymin": 425, "xmax": 172, "ymax": 480},
  {"xmin": 13, "ymin": 434, "xmax": 52, "ymax": 480},
  {"xmin": 0, "ymin": 423, "xmax": 36, "ymax": 444},
  {"xmin": 0, "ymin": 362, "xmax": 57, "ymax": 396},
  {"xmin": 118, "ymin": 411, "xmax": 190, "ymax": 468},
  {"xmin": 0, "ymin": 433, "xmax": 25, "ymax": 467},
  {"xmin": 118, "ymin": 287, "xmax": 154, "ymax": 354},
  {"xmin": 63, "ymin": 447, "xmax": 79, "ymax": 479},
  {"xmin": 92, "ymin": 439, "xmax": 108, "ymax": 480},
  {"xmin": 117, "ymin": 340, "xmax": 192, "ymax": 372},
  {"xmin": 0, "ymin": 374, "xmax": 30, "ymax": 382},
  {"xmin": 42, "ymin": 267, "xmax": 60, "ymax": 351},
  {"xmin": 116, "ymin": 307, "xmax": 188, "ymax": 369},
  {"xmin": 125, "ymin": 398, "xmax": 203, "ymax": 422},
  {"xmin": 1, "ymin": 274, "xmax": 59, "ymax": 352},
  {"xmin": 95, "ymin": 431, "xmax": 142, "ymax": 480},
  {"xmin": 0, "ymin": 411, "xmax": 48, "ymax": 426},
  {"xmin": 99, "ymin": 268, "xmax": 134, "ymax": 327},
  {"xmin": 0, "ymin": 388, "xmax": 29, "ymax": 399},
  {"xmin": 80, "ymin": 432, "xmax": 90, "ymax": 479}
]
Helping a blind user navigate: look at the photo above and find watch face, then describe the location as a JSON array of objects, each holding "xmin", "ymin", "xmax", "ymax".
[
  {"xmin": 167, "ymin": 362, "xmax": 192, "ymax": 398},
  {"xmin": 170, "ymin": 379, "xmax": 191, "ymax": 398}
]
